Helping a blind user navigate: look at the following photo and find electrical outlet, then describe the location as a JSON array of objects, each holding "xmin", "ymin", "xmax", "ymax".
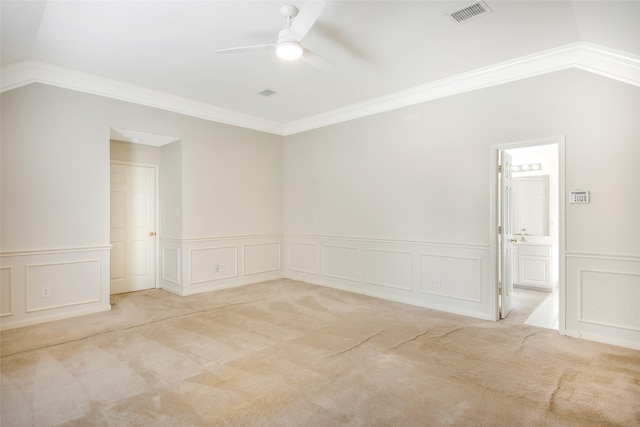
[
  {"xmin": 41, "ymin": 287, "xmax": 50, "ymax": 298},
  {"xmin": 434, "ymin": 279, "xmax": 441, "ymax": 288}
]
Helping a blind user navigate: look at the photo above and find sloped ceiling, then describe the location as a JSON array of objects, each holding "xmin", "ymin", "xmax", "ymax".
[{"xmin": 2, "ymin": 1, "xmax": 639, "ymax": 135}]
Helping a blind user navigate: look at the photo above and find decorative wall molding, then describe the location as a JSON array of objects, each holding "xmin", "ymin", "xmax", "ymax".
[
  {"xmin": 363, "ymin": 249, "xmax": 413, "ymax": 291},
  {"xmin": 159, "ymin": 234, "xmax": 284, "ymax": 296},
  {"xmin": 161, "ymin": 247, "xmax": 181, "ymax": 285},
  {"xmin": 322, "ymin": 245, "xmax": 359, "ymax": 282},
  {"xmin": 162, "ymin": 234, "xmax": 283, "ymax": 243},
  {"xmin": 579, "ymin": 269, "xmax": 640, "ymax": 332},
  {"xmin": 419, "ymin": 254, "xmax": 483, "ymax": 303},
  {"xmin": 0, "ymin": 60, "xmax": 284, "ymax": 136},
  {"xmin": 25, "ymin": 259, "xmax": 102, "ymax": 313},
  {"xmin": 284, "ymin": 234, "xmax": 492, "ymax": 321},
  {"xmin": 0, "ymin": 266, "xmax": 14, "ymax": 317},
  {"xmin": 1, "ymin": 305, "xmax": 112, "ymax": 331},
  {"xmin": 0, "ymin": 247, "xmax": 111, "ymax": 330},
  {"xmin": 283, "ymin": 43, "xmax": 640, "ymax": 135},
  {"xmin": 288, "ymin": 242, "xmax": 319, "ymax": 274},
  {"xmin": 566, "ymin": 251, "xmax": 640, "ymax": 262},
  {"xmin": 189, "ymin": 245, "xmax": 238, "ymax": 285},
  {"xmin": 565, "ymin": 254, "xmax": 640, "ymax": 350},
  {"xmin": 0, "ymin": 245, "xmax": 112, "ymax": 257},
  {"xmin": 286, "ymin": 233, "xmax": 490, "ymax": 250},
  {"xmin": 242, "ymin": 242, "xmax": 282, "ymax": 276},
  {"xmin": 2, "ymin": 43, "xmax": 638, "ymax": 136}
]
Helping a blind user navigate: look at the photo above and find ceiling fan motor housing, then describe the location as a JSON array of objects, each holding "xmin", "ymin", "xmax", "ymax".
[{"xmin": 280, "ymin": 4, "xmax": 299, "ymax": 19}]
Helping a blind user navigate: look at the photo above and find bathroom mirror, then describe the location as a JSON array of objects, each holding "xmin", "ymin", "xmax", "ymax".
[{"xmin": 513, "ymin": 175, "xmax": 549, "ymax": 236}]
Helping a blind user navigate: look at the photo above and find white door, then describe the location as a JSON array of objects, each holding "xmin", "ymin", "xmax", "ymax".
[
  {"xmin": 110, "ymin": 163, "xmax": 156, "ymax": 294},
  {"xmin": 500, "ymin": 151, "xmax": 515, "ymax": 318}
]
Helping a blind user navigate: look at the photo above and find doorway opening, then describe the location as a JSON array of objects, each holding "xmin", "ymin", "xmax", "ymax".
[
  {"xmin": 108, "ymin": 127, "xmax": 181, "ymax": 295},
  {"xmin": 491, "ymin": 136, "xmax": 565, "ymax": 334}
]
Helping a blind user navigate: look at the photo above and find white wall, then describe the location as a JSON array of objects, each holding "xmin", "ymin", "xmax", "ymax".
[
  {"xmin": 181, "ymin": 124, "xmax": 283, "ymax": 238},
  {"xmin": 283, "ymin": 69, "xmax": 640, "ymax": 348},
  {"xmin": 163, "ymin": 110, "xmax": 284, "ymax": 296},
  {"xmin": 110, "ymin": 139, "xmax": 163, "ymax": 165},
  {"xmin": 0, "ymin": 84, "xmax": 284, "ymax": 328},
  {"xmin": 160, "ymin": 140, "xmax": 182, "ymax": 240},
  {"xmin": 2, "ymin": 70, "xmax": 638, "ymax": 349}
]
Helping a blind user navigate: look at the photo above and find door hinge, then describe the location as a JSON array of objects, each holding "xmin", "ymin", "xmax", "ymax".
[
  {"xmin": 498, "ymin": 165, "xmax": 502, "ymax": 173},
  {"xmin": 498, "ymin": 225, "xmax": 502, "ymax": 234}
]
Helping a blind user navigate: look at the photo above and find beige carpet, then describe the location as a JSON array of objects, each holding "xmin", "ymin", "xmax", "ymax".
[{"xmin": 1, "ymin": 279, "xmax": 639, "ymax": 426}]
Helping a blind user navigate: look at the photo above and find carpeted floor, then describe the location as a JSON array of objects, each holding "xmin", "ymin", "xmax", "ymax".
[{"xmin": 1, "ymin": 279, "xmax": 639, "ymax": 426}]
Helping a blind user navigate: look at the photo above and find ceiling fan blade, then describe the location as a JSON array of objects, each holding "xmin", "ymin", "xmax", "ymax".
[
  {"xmin": 289, "ymin": 0, "xmax": 326, "ymax": 41},
  {"xmin": 215, "ymin": 44, "xmax": 275, "ymax": 54},
  {"xmin": 301, "ymin": 48, "xmax": 335, "ymax": 69}
]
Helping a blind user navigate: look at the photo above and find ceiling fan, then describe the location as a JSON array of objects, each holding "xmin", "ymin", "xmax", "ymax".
[{"xmin": 215, "ymin": 1, "xmax": 330, "ymax": 64}]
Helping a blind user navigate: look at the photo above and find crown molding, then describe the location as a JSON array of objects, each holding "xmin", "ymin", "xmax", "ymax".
[
  {"xmin": 282, "ymin": 42, "xmax": 640, "ymax": 135},
  {"xmin": 1, "ymin": 43, "xmax": 638, "ymax": 137},
  {"xmin": 0, "ymin": 60, "xmax": 285, "ymax": 135}
]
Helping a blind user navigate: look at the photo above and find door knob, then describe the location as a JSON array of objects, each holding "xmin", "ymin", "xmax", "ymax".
[
  {"xmin": 149, "ymin": 232, "xmax": 156, "ymax": 236},
  {"xmin": 510, "ymin": 238, "xmax": 518, "ymax": 243}
]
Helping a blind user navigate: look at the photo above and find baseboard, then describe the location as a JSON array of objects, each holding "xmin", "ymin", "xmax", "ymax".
[
  {"xmin": 286, "ymin": 274, "xmax": 495, "ymax": 322},
  {"xmin": 514, "ymin": 284, "xmax": 553, "ymax": 292},
  {"xmin": 0, "ymin": 304, "xmax": 112, "ymax": 331},
  {"xmin": 160, "ymin": 282, "xmax": 184, "ymax": 296},
  {"xmin": 179, "ymin": 273, "xmax": 285, "ymax": 297},
  {"xmin": 563, "ymin": 328, "xmax": 640, "ymax": 351}
]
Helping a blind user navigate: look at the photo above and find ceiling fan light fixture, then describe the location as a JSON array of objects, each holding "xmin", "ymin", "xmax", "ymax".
[{"xmin": 276, "ymin": 41, "xmax": 303, "ymax": 61}]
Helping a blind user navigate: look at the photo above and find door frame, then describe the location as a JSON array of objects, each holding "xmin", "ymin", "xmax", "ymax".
[
  {"xmin": 499, "ymin": 149, "xmax": 515, "ymax": 319},
  {"xmin": 110, "ymin": 160, "xmax": 161, "ymax": 292},
  {"xmin": 489, "ymin": 135, "xmax": 566, "ymax": 334}
]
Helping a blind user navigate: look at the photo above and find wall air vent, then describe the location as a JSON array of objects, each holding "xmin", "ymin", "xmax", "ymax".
[{"xmin": 447, "ymin": 1, "xmax": 492, "ymax": 24}]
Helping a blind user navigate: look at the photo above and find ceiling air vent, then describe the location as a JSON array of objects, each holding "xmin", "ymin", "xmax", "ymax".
[
  {"xmin": 258, "ymin": 89, "xmax": 277, "ymax": 97},
  {"xmin": 447, "ymin": 1, "xmax": 492, "ymax": 24}
]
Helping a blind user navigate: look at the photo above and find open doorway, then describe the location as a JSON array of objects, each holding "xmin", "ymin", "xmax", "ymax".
[
  {"xmin": 491, "ymin": 136, "xmax": 566, "ymax": 333},
  {"xmin": 108, "ymin": 127, "xmax": 181, "ymax": 295},
  {"xmin": 507, "ymin": 144, "xmax": 559, "ymax": 330}
]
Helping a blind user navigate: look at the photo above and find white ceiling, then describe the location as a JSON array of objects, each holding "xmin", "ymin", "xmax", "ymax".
[{"xmin": 2, "ymin": 1, "xmax": 639, "ymax": 134}]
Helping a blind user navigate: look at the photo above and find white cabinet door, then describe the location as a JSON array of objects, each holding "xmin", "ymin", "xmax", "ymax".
[
  {"xmin": 514, "ymin": 243, "xmax": 552, "ymax": 290},
  {"xmin": 518, "ymin": 255, "xmax": 551, "ymax": 289}
]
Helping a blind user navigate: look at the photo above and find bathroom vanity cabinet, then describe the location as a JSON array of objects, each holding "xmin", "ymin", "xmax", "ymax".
[{"xmin": 513, "ymin": 242, "xmax": 553, "ymax": 291}]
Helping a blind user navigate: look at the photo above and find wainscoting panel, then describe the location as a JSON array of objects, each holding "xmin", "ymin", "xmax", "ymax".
[
  {"xmin": 190, "ymin": 246, "xmax": 238, "ymax": 284},
  {"xmin": 26, "ymin": 259, "xmax": 102, "ymax": 312},
  {"xmin": 160, "ymin": 235, "xmax": 283, "ymax": 296},
  {"xmin": 288, "ymin": 242, "xmax": 318, "ymax": 274},
  {"xmin": 323, "ymin": 245, "xmax": 359, "ymax": 282},
  {"xmin": 284, "ymin": 235, "xmax": 492, "ymax": 320},
  {"xmin": 566, "ymin": 253, "xmax": 640, "ymax": 349},
  {"xmin": 420, "ymin": 254, "xmax": 482, "ymax": 302},
  {"xmin": 244, "ymin": 242, "xmax": 281, "ymax": 275},
  {"xmin": 0, "ymin": 246, "xmax": 111, "ymax": 330},
  {"xmin": 1, "ymin": 266, "xmax": 14, "ymax": 317},
  {"xmin": 580, "ymin": 270, "xmax": 640, "ymax": 331},
  {"xmin": 161, "ymin": 247, "xmax": 181, "ymax": 285},
  {"xmin": 364, "ymin": 249, "xmax": 412, "ymax": 290}
]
